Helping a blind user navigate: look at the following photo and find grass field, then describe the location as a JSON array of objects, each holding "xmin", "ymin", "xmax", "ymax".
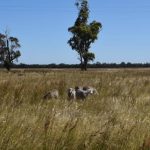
[{"xmin": 0, "ymin": 69, "xmax": 150, "ymax": 150}]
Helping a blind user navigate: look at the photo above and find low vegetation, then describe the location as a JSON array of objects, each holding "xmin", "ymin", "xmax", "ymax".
[{"xmin": 0, "ymin": 69, "xmax": 150, "ymax": 149}]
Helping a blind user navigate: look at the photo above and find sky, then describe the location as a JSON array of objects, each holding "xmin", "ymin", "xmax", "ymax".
[{"xmin": 0, "ymin": 0, "xmax": 150, "ymax": 64}]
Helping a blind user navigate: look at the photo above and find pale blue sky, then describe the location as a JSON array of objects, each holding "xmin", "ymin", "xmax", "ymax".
[{"xmin": 0, "ymin": 0, "xmax": 150, "ymax": 64}]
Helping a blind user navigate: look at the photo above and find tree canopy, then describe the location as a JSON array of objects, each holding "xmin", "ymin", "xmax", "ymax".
[
  {"xmin": 68, "ymin": 0, "xmax": 102, "ymax": 70},
  {"xmin": 0, "ymin": 31, "xmax": 21, "ymax": 71}
]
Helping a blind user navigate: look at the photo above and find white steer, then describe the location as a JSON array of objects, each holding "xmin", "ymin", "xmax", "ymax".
[{"xmin": 68, "ymin": 88, "xmax": 76, "ymax": 100}]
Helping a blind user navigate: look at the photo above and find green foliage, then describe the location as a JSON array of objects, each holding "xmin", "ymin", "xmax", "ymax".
[
  {"xmin": 68, "ymin": 0, "xmax": 102, "ymax": 70},
  {"xmin": 0, "ymin": 32, "xmax": 21, "ymax": 71},
  {"xmin": 83, "ymin": 52, "xmax": 95, "ymax": 62}
]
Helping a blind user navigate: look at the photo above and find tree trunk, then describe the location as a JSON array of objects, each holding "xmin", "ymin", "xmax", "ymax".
[
  {"xmin": 4, "ymin": 62, "xmax": 11, "ymax": 71},
  {"xmin": 79, "ymin": 53, "xmax": 84, "ymax": 70},
  {"xmin": 83, "ymin": 58, "xmax": 87, "ymax": 71}
]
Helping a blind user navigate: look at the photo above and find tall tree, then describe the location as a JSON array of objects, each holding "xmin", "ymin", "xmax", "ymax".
[
  {"xmin": 68, "ymin": 0, "xmax": 102, "ymax": 70},
  {"xmin": 0, "ymin": 31, "xmax": 21, "ymax": 71}
]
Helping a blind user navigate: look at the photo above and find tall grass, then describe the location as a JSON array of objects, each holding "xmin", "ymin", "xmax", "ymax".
[{"xmin": 0, "ymin": 69, "xmax": 150, "ymax": 149}]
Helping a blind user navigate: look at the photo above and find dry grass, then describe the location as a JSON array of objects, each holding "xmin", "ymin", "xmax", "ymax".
[{"xmin": 0, "ymin": 69, "xmax": 150, "ymax": 150}]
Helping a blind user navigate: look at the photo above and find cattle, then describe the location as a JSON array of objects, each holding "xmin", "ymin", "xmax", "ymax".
[
  {"xmin": 83, "ymin": 86, "xmax": 98, "ymax": 95},
  {"xmin": 67, "ymin": 88, "xmax": 76, "ymax": 100},
  {"xmin": 46, "ymin": 86, "xmax": 98, "ymax": 101},
  {"xmin": 75, "ymin": 86, "xmax": 83, "ymax": 90},
  {"xmin": 68, "ymin": 86, "xmax": 96, "ymax": 100},
  {"xmin": 75, "ymin": 88, "xmax": 91, "ymax": 100},
  {"xmin": 43, "ymin": 89, "xmax": 59, "ymax": 100}
]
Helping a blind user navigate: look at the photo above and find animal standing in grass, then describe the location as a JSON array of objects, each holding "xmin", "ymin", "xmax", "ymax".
[
  {"xmin": 83, "ymin": 86, "xmax": 98, "ymax": 95},
  {"xmin": 75, "ymin": 88, "xmax": 91, "ymax": 100},
  {"xmin": 68, "ymin": 88, "xmax": 76, "ymax": 100},
  {"xmin": 68, "ymin": 86, "xmax": 98, "ymax": 100},
  {"xmin": 43, "ymin": 89, "xmax": 59, "ymax": 100}
]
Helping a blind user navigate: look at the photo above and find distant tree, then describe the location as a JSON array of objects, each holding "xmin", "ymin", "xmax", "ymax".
[
  {"xmin": 68, "ymin": 0, "xmax": 102, "ymax": 70},
  {"xmin": 0, "ymin": 31, "xmax": 21, "ymax": 71}
]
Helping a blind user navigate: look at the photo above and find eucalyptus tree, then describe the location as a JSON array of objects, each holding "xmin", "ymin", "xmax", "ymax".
[
  {"xmin": 68, "ymin": 0, "xmax": 102, "ymax": 70},
  {"xmin": 0, "ymin": 32, "xmax": 21, "ymax": 71}
]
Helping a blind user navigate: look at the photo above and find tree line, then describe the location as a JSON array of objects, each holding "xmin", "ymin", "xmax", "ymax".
[{"xmin": 1, "ymin": 62, "xmax": 150, "ymax": 69}]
